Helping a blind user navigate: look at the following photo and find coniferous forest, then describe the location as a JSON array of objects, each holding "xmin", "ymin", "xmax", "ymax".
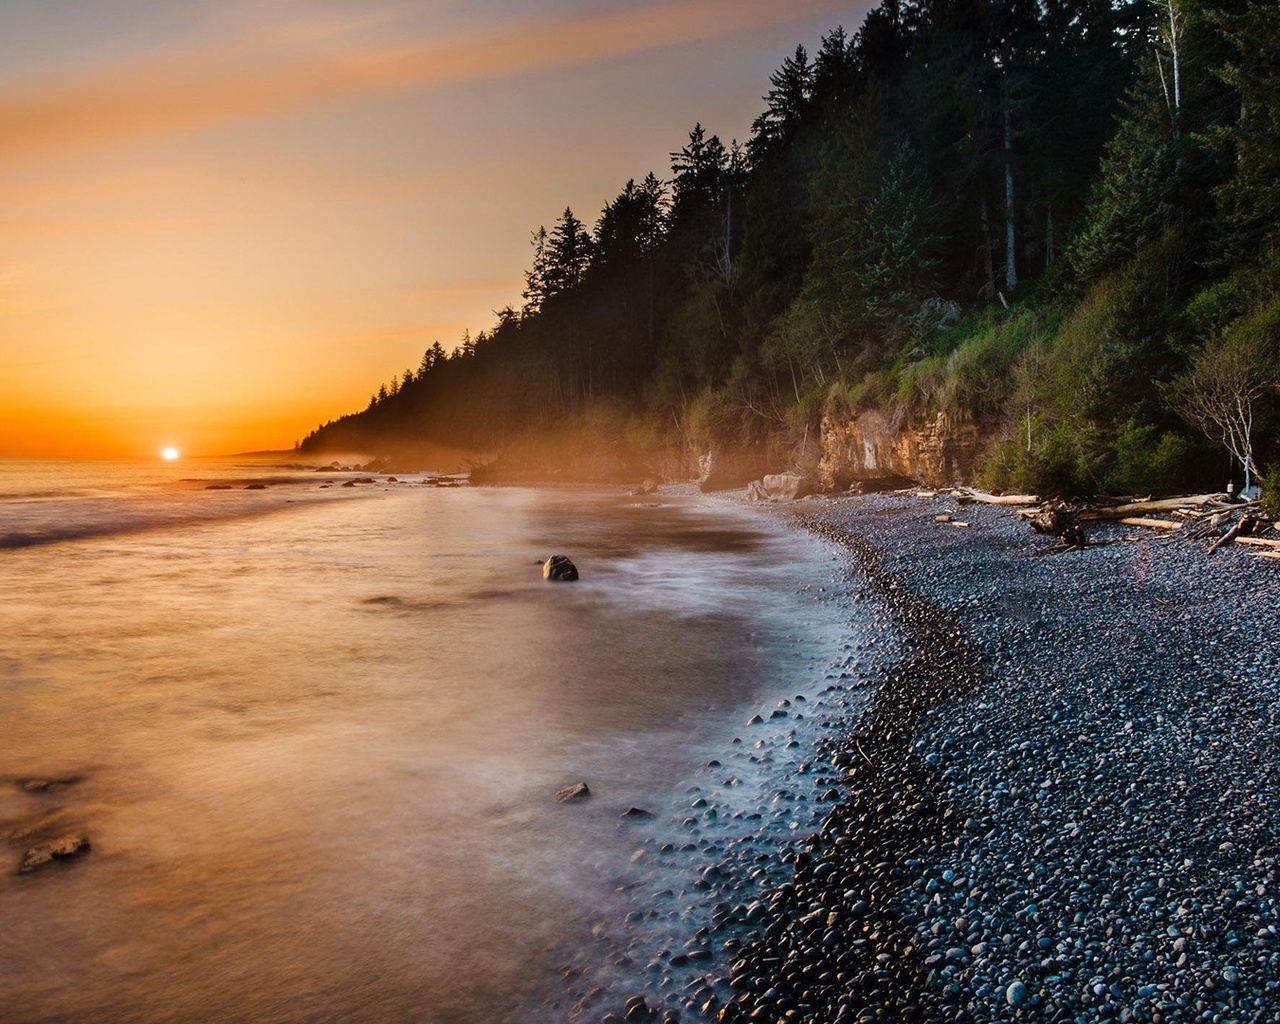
[{"xmin": 298, "ymin": 0, "xmax": 1280, "ymax": 504}]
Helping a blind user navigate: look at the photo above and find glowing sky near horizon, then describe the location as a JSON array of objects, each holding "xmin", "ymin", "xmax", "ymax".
[{"xmin": 0, "ymin": 0, "xmax": 864, "ymax": 458}]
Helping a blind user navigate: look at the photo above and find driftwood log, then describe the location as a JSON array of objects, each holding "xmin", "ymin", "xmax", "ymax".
[
  {"xmin": 1014, "ymin": 492, "xmax": 1276, "ymax": 559},
  {"xmin": 955, "ymin": 488, "xmax": 1040, "ymax": 506},
  {"xmin": 1235, "ymin": 536, "xmax": 1280, "ymax": 550},
  {"xmin": 1077, "ymin": 493, "xmax": 1229, "ymax": 520},
  {"xmin": 1119, "ymin": 517, "xmax": 1183, "ymax": 531},
  {"xmin": 1208, "ymin": 514, "xmax": 1258, "ymax": 554},
  {"xmin": 1027, "ymin": 501, "xmax": 1087, "ymax": 547}
]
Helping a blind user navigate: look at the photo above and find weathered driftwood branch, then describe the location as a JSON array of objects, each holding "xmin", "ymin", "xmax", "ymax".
[
  {"xmin": 1119, "ymin": 517, "xmax": 1183, "ymax": 531},
  {"xmin": 1208, "ymin": 514, "xmax": 1259, "ymax": 553},
  {"xmin": 1078, "ymin": 493, "xmax": 1228, "ymax": 520},
  {"xmin": 955, "ymin": 488, "xmax": 1040, "ymax": 506},
  {"xmin": 1208, "ymin": 519, "xmax": 1249, "ymax": 552},
  {"xmin": 1236, "ymin": 536, "xmax": 1280, "ymax": 550}
]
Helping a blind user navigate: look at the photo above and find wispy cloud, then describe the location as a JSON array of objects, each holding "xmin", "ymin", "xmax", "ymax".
[
  {"xmin": 0, "ymin": 0, "xmax": 845, "ymax": 159},
  {"xmin": 0, "ymin": 216, "xmax": 201, "ymax": 237}
]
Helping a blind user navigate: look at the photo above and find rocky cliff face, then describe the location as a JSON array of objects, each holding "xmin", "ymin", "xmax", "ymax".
[{"xmin": 817, "ymin": 410, "xmax": 987, "ymax": 490}]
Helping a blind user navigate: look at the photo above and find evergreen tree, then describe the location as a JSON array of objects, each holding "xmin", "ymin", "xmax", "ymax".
[
  {"xmin": 748, "ymin": 45, "xmax": 814, "ymax": 159},
  {"xmin": 1212, "ymin": 0, "xmax": 1280, "ymax": 275},
  {"xmin": 522, "ymin": 226, "xmax": 551, "ymax": 314},
  {"xmin": 544, "ymin": 208, "xmax": 593, "ymax": 296}
]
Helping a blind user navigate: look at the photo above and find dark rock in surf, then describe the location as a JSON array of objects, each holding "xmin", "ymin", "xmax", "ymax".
[
  {"xmin": 543, "ymin": 555, "xmax": 580, "ymax": 581},
  {"xmin": 555, "ymin": 782, "xmax": 591, "ymax": 803},
  {"xmin": 15, "ymin": 775, "xmax": 81, "ymax": 793},
  {"xmin": 245, "ymin": 484, "xmax": 268, "ymax": 490},
  {"xmin": 17, "ymin": 833, "xmax": 90, "ymax": 874},
  {"xmin": 204, "ymin": 484, "xmax": 233, "ymax": 490},
  {"xmin": 621, "ymin": 807, "xmax": 654, "ymax": 819}
]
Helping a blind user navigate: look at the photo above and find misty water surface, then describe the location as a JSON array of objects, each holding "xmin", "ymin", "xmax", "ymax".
[{"xmin": 0, "ymin": 475, "xmax": 852, "ymax": 1023}]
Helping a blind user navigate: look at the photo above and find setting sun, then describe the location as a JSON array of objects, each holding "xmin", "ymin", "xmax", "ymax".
[{"xmin": 161, "ymin": 447, "xmax": 180, "ymax": 461}]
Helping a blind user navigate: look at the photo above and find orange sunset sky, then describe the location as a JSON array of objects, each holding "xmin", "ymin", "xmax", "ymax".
[{"xmin": 0, "ymin": 0, "xmax": 866, "ymax": 459}]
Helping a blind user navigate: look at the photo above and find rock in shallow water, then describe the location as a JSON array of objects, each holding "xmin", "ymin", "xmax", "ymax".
[
  {"xmin": 555, "ymin": 782, "xmax": 591, "ymax": 803},
  {"xmin": 543, "ymin": 555, "xmax": 580, "ymax": 581},
  {"xmin": 18, "ymin": 833, "xmax": 90, "ymax": 874}
]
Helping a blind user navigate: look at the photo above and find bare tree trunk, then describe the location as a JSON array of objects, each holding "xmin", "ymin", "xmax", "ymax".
[
  {"xmin": 1156, "ymin": 51, "xmax": 1175, "ymax": 128},
  {"xmin": 723, "ymin": 192, "xmax": 734, "ymax": 304},
  {"xmin": 1153, "ymin": 0, "xmax": 1182, "ymax": 133},
  {"xmin": 1004, "ymin": 107, "xmax": 1017, "ymax": 292},
  {"xmin": 1045, "ymin": 208, "xmax": 1055, "ymax": 268},
  {"xmin": 979, "ymin": 195, "xmax": 996, "ymax": 300},
  {"xmin": 647, "ymin": 259, "xmax": 655, "ymax": 356}
]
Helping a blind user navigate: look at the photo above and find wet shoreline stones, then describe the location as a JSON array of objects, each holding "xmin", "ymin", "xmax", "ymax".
[
  {"xmin": 719, "ymin": 514, "xmax": 987, "ymax": 1023},
  {"xmin": 721, "ymin": 494, "xmax": 1280, "ymax": 1024},
  {"xmin": 545, "ymin": 491, "xmax": 1279, "ymax": 1024}
]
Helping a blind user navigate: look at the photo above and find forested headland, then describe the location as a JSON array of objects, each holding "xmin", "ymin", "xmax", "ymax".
[{"xmin": 297, "ymin": 0, "xmax": 1280, "ymax": 506}]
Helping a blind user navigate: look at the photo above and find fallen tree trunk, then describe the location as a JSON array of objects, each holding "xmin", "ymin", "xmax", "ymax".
[
  {"xmin": 1078, "ymin": 493, "xmax": 1228, "ymax": 520},
  {"xmin": 955, "ymin": 488, "xmax": 1040, "ymax": 506}
]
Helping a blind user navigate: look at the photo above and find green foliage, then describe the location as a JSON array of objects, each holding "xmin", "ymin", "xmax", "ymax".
[
  {"xmin": 1108, "ymin": 421, "xmax": 1195, "ymax": 495},
  {"xmin": 803, "ymin": 140, "xmax": 942, "ymax": 341},
  {"xmin": 1163, "ymin": 292, "xmax": 1280, "ymax": 489},
  {"xmin": 685, "ymin": 387, "xmax": 737, "ymax": 445},
  {"xmin": 1209, "ymin": 1, "xmax": 1280, "ymax": 274},
  {"xmin": 976, "ymin": 276, "xmax": 1158, "ymax": 494},
  {"xmin": 979, "ymin": 419, "xmax": 1093, "ymax": 497},
  {"xmin": 1067, "ymin": 60, "xmax": 1188, "ymax": 284},
  {"xmin": 759, "ymin": 297, "xmax": 843, "ymax": 397},
  {"xmin": 840, "ymin": 369, "xmax": 897, "ymax": 416},
  {"xmin": 980, "ymin": 416, "xmax": 1196, "ymax": 497},
  {"xmin": 893, "ymin": 308, "xmax": 1045, "ymax": 421},
  {"xmin": 1261, "ymin": 464, "xmax": 1280, "ymax": 519},
  {"xmin": 299, "ymin": 0, "xmax": 1279, "ymax": 504}
]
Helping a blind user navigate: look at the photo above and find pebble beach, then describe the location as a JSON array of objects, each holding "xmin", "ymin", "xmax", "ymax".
[{"xmin": 713, "ymin": 491, "xmax": 1280, "ymax": 1024}]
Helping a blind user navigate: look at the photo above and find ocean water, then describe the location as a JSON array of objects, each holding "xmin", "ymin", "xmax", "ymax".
[{"xmin": 0, "ymin": 460, "xmax": 857, "ymax": 1023}]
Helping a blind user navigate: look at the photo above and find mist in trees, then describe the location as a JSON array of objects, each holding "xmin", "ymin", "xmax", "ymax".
[{"xmin": 299, "ymin": 0, "xmax": 1280, "ymax": 499}]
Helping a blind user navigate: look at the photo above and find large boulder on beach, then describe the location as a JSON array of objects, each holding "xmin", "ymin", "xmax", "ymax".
[
  {"xmin": 542, "ymin": 555, "xmax": 579, "ymax": 581},
  {"xmin": 697, "ymin": 447, "xmax": 774, "ymax": 493},
  {"xmin": 745, "ymin": 473, "xmax": 809, "ymax": 502}
]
